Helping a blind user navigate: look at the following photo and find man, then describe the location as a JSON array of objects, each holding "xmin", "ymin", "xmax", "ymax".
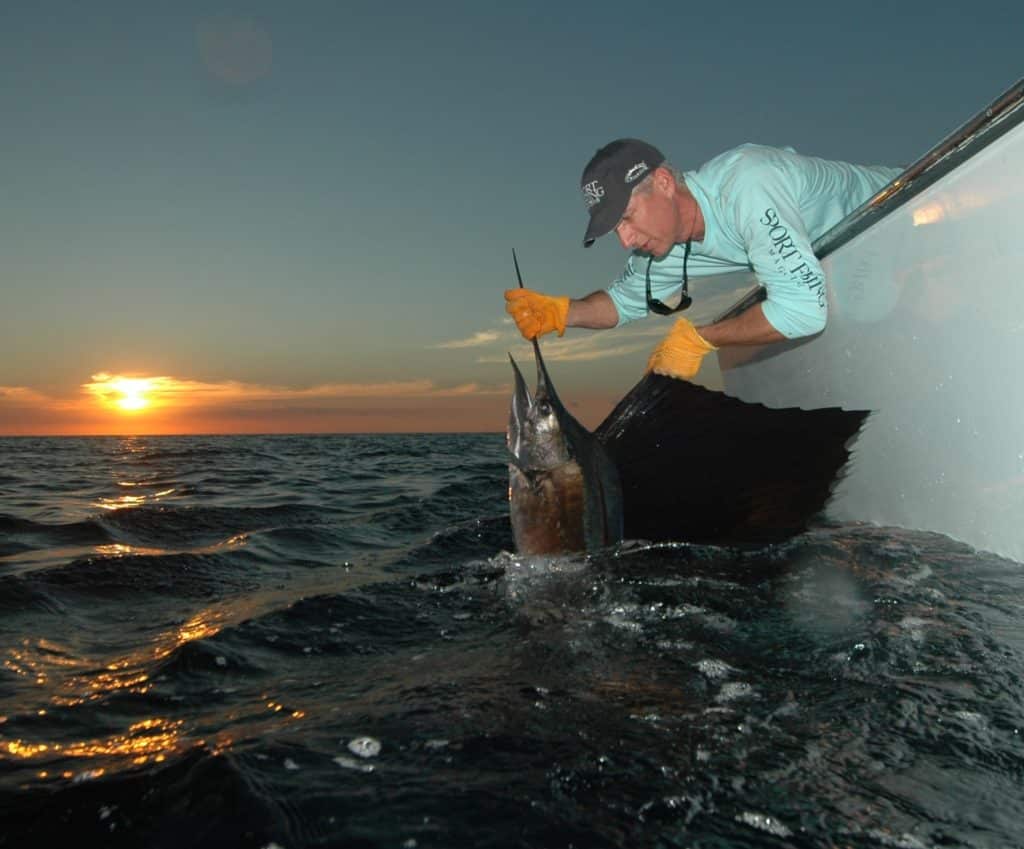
[{"xmin": 505, "ymin": 139, "xmax": 901, "ymax": 379}]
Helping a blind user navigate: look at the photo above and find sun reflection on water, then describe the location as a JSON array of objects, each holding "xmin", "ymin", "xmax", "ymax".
[
  {"xmin": 6, "ymin": 611, "xmax": 225, "ymax": 707},
  {"xmin": 95, "ymin": 494, "xmax": 148, "ymax": 511},
  {"xmin": 5, "ymin": 717, "xmax": 185, "ymax": 764},
  {"xmin": 93, "ymin": 488, "xmax": 177, "ymax": 512},
  {"xmin": 0, "ymin": 611, "xmax": 230, "ymax": 776}
]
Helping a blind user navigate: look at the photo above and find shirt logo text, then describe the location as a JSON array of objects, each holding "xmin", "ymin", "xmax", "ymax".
[{"xmin": 760, "ymin": 207, "xmax": 826, "ymax": 308}]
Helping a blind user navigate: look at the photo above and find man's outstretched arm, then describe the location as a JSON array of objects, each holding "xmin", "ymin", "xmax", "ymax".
[
  {"xmin": 566, "ymin": 290, "xmax": 618, "ymax": 329},
  {"xmin": 505, "ymin": 289, "xmax": 618, "ymax": 339},
  {"xmin": 697, "ymin": 303, "xmax": 786, "ymax": 347}
]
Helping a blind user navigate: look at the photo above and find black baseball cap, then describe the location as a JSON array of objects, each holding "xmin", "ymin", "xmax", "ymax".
[{"xmin": 580, "ymin": 139, "xmax": 665, "ymax": 247}]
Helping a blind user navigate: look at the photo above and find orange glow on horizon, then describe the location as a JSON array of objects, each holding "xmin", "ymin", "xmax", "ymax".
[{"xmin": 0, "ymin": 369, "xmax": 636, "ymax": 436}]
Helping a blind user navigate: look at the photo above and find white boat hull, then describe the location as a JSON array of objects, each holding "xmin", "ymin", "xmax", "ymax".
[{"xmin": 717, "ymin": 82, "xmax": 1024, "ymax": 563}]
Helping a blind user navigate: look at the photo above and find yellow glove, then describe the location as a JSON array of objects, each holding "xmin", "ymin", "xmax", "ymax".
[
  {"xmin": 646, "ymin": 318, "xmax": 718, "ymax": 380},
  {"xmin": 504, "ymin": 288, "xmax": 570, "ymax": 340}
]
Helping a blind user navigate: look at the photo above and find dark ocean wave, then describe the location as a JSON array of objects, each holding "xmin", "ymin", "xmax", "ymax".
[
  {"xmin": 137, "ymin": 447, "xmax": 232, "ymax": 462},
  {"xmin": 214, "ymin": 585, "xmax": 447, "ymax": 659},
  {"xmin": 1, "ymin": 551, "xmax": 259, "ymax": 604},
  {"xmin": 3, "ymin": 436, "xmax": 1024, "ymax": 848},
  {"xmin": 96, "ymin": 503, "xmax": 335, "ymax": 548},
  {"xmin": 0, "ymin": 576, "xmax": 67, "ymax": 614},
  {"xmin": 152, "ymin": 632, "xmax": 270, "ymax": 680},
  {"xmin": 0, "ymin": 513, "xmax": 113, "ymax": 548},
  {"xmin": 0, "ymin": 746, "xmax": 293, "ymax": 849},
  {"xmin": 0, "ymin": 540, "xmax": 33, "ymax": 557},
  {"xmin": 389, "ymin": 515, "xmax": 514, "ymax": 571},
  {"xmin": 125, "ymin": 445, "xmax": 240, "ymax": 463},
  {"xmin": 251, "ymin": 524, "xmax": 354, "ymax": 558}
]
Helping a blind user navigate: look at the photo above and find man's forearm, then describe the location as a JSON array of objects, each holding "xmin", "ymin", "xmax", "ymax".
[
  {"xmin": 567, "ymin": 291, "xmax": 619, "ymax": 329},
  {"xmin": 698, "ymin": 303, "xmax": 786, "ymax": 347},
  {"xmin": 564, "ymin": 294, "xmax": 787, "ymax": 341}
]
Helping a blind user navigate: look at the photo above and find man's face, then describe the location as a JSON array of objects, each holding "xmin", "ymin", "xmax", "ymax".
[{"xmin": 613, "ymin": 170, "xmax": 683, "ymax": 258}]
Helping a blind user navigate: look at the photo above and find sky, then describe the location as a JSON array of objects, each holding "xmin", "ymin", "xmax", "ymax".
[{"xmin": 1, "ymin": 1, "xmax": 1020, "ymax": 435}]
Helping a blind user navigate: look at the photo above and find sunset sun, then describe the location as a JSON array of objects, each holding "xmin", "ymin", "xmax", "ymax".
[
  {"xmin": 85, "ymin": 374, "xmax": 162, "ymax": 416},
  {"xmin": 113, "ymin": 379, "xmax": 152, "ymax": 412}
]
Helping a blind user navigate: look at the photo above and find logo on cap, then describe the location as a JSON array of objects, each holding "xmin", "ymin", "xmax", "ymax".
[
  {"xmin": 582, "ymin": 180, "xmax": 605, "ymax": 209},
  {"xmin": 624, "ymin": 161, "xmax": 649, "ymax": 183}
]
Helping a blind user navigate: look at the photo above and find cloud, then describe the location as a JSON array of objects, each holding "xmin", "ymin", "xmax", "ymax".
[
  {"xmin": 434, "ymin": 330, "xmax": 501, "ymax": 349},
  {"xmin": 0, "ymin": 386, "xmax": 50, "ymax": 404},
  {"xmin": 476, "ymin": 324, "xmax": 665, "ymax": 364},
  {"xmin": 80, "ymin": 373, "xmax": 505, "ymax": 409},
  {"xmin": 1, "ymin": 375, "xmax": 509, "ymax": 419},
  {"xmin": 434, "ymin": 319, "xmax": 668, "ymax": 364},
  {"xmin": 0, "ymin": 373, "xmax": 514, "ymax": 435}
]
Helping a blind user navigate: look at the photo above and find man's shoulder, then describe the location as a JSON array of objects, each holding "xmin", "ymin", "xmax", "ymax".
[
  {"xmin": 690, "ymin": 145, "xmax": 797, "ymax": 217},
  {"xmin": 697, "ymin": 143, "xmax": 796, "ymax": 183}
]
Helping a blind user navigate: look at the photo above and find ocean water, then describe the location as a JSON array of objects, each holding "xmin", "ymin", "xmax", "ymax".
[{"xmin": 0, "ymin": 434, "xmax": 1022, "ymax": 849}]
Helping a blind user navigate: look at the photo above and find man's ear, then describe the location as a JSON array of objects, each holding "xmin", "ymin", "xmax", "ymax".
[{"xmin": 652, "ymin": 166, "xmax": 675, "ymax": 196}]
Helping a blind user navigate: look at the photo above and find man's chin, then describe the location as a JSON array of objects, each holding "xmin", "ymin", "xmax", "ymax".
[{"xmin": 634, "ymin": 243, "xmax": 668, "ymax": 260}]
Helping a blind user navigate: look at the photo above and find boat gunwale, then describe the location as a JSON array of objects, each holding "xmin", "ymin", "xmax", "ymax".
[{"xmin": 715, "ymin": 78, "xmax": 1024, "ymax": 322}]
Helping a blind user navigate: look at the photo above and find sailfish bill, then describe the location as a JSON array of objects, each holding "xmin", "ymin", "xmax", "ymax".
[{"xmin": 506, "ymin": 252, "xmax": 870, "ymax": 555}]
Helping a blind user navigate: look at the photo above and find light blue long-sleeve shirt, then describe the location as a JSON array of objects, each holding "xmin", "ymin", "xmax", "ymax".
[{"xmin": 606, "ymin": 144, "xmax": 902, "ymax": 338}]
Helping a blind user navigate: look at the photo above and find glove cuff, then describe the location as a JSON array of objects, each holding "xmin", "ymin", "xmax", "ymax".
[
  {"xmin": 554, "ymin": 296, "xmax": 570, "ymax": 336},
  {"xmin": 675, "ymin": 318, "xmax": 717, "ymax": 351}
]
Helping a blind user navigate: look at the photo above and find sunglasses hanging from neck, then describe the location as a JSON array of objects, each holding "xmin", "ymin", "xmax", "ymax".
[{"xmin": 645, "ymin": 239, "xmax": 692, "ymax": 315}]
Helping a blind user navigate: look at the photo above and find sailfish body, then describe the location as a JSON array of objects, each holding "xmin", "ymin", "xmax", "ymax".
[
  {"xmin": 505, "ymin": 251, "xmax": 869, "ymax": 556},
  {"xmin": 507, "ymin": 344, "xmax": 623, "ymax": 555}
]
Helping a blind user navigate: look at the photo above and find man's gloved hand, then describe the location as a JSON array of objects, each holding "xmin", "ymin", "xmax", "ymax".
[
  {"xmin": 646, "ymin": 317, "xmax": 718, "ymax": 380},
  {"xmin": 504, "ymin": 289, "xmax": 570, "ymax": 340}
]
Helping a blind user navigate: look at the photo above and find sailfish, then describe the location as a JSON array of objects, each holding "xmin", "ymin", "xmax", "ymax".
[{"xmin": 506, "ymin": 252, "xmax": 869, "ymax": 555}]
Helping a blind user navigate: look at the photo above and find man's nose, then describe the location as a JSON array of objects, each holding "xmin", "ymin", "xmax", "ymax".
[{"xmin": 615, "ymin": 222, "xmax": 635, "ymax": 249}]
